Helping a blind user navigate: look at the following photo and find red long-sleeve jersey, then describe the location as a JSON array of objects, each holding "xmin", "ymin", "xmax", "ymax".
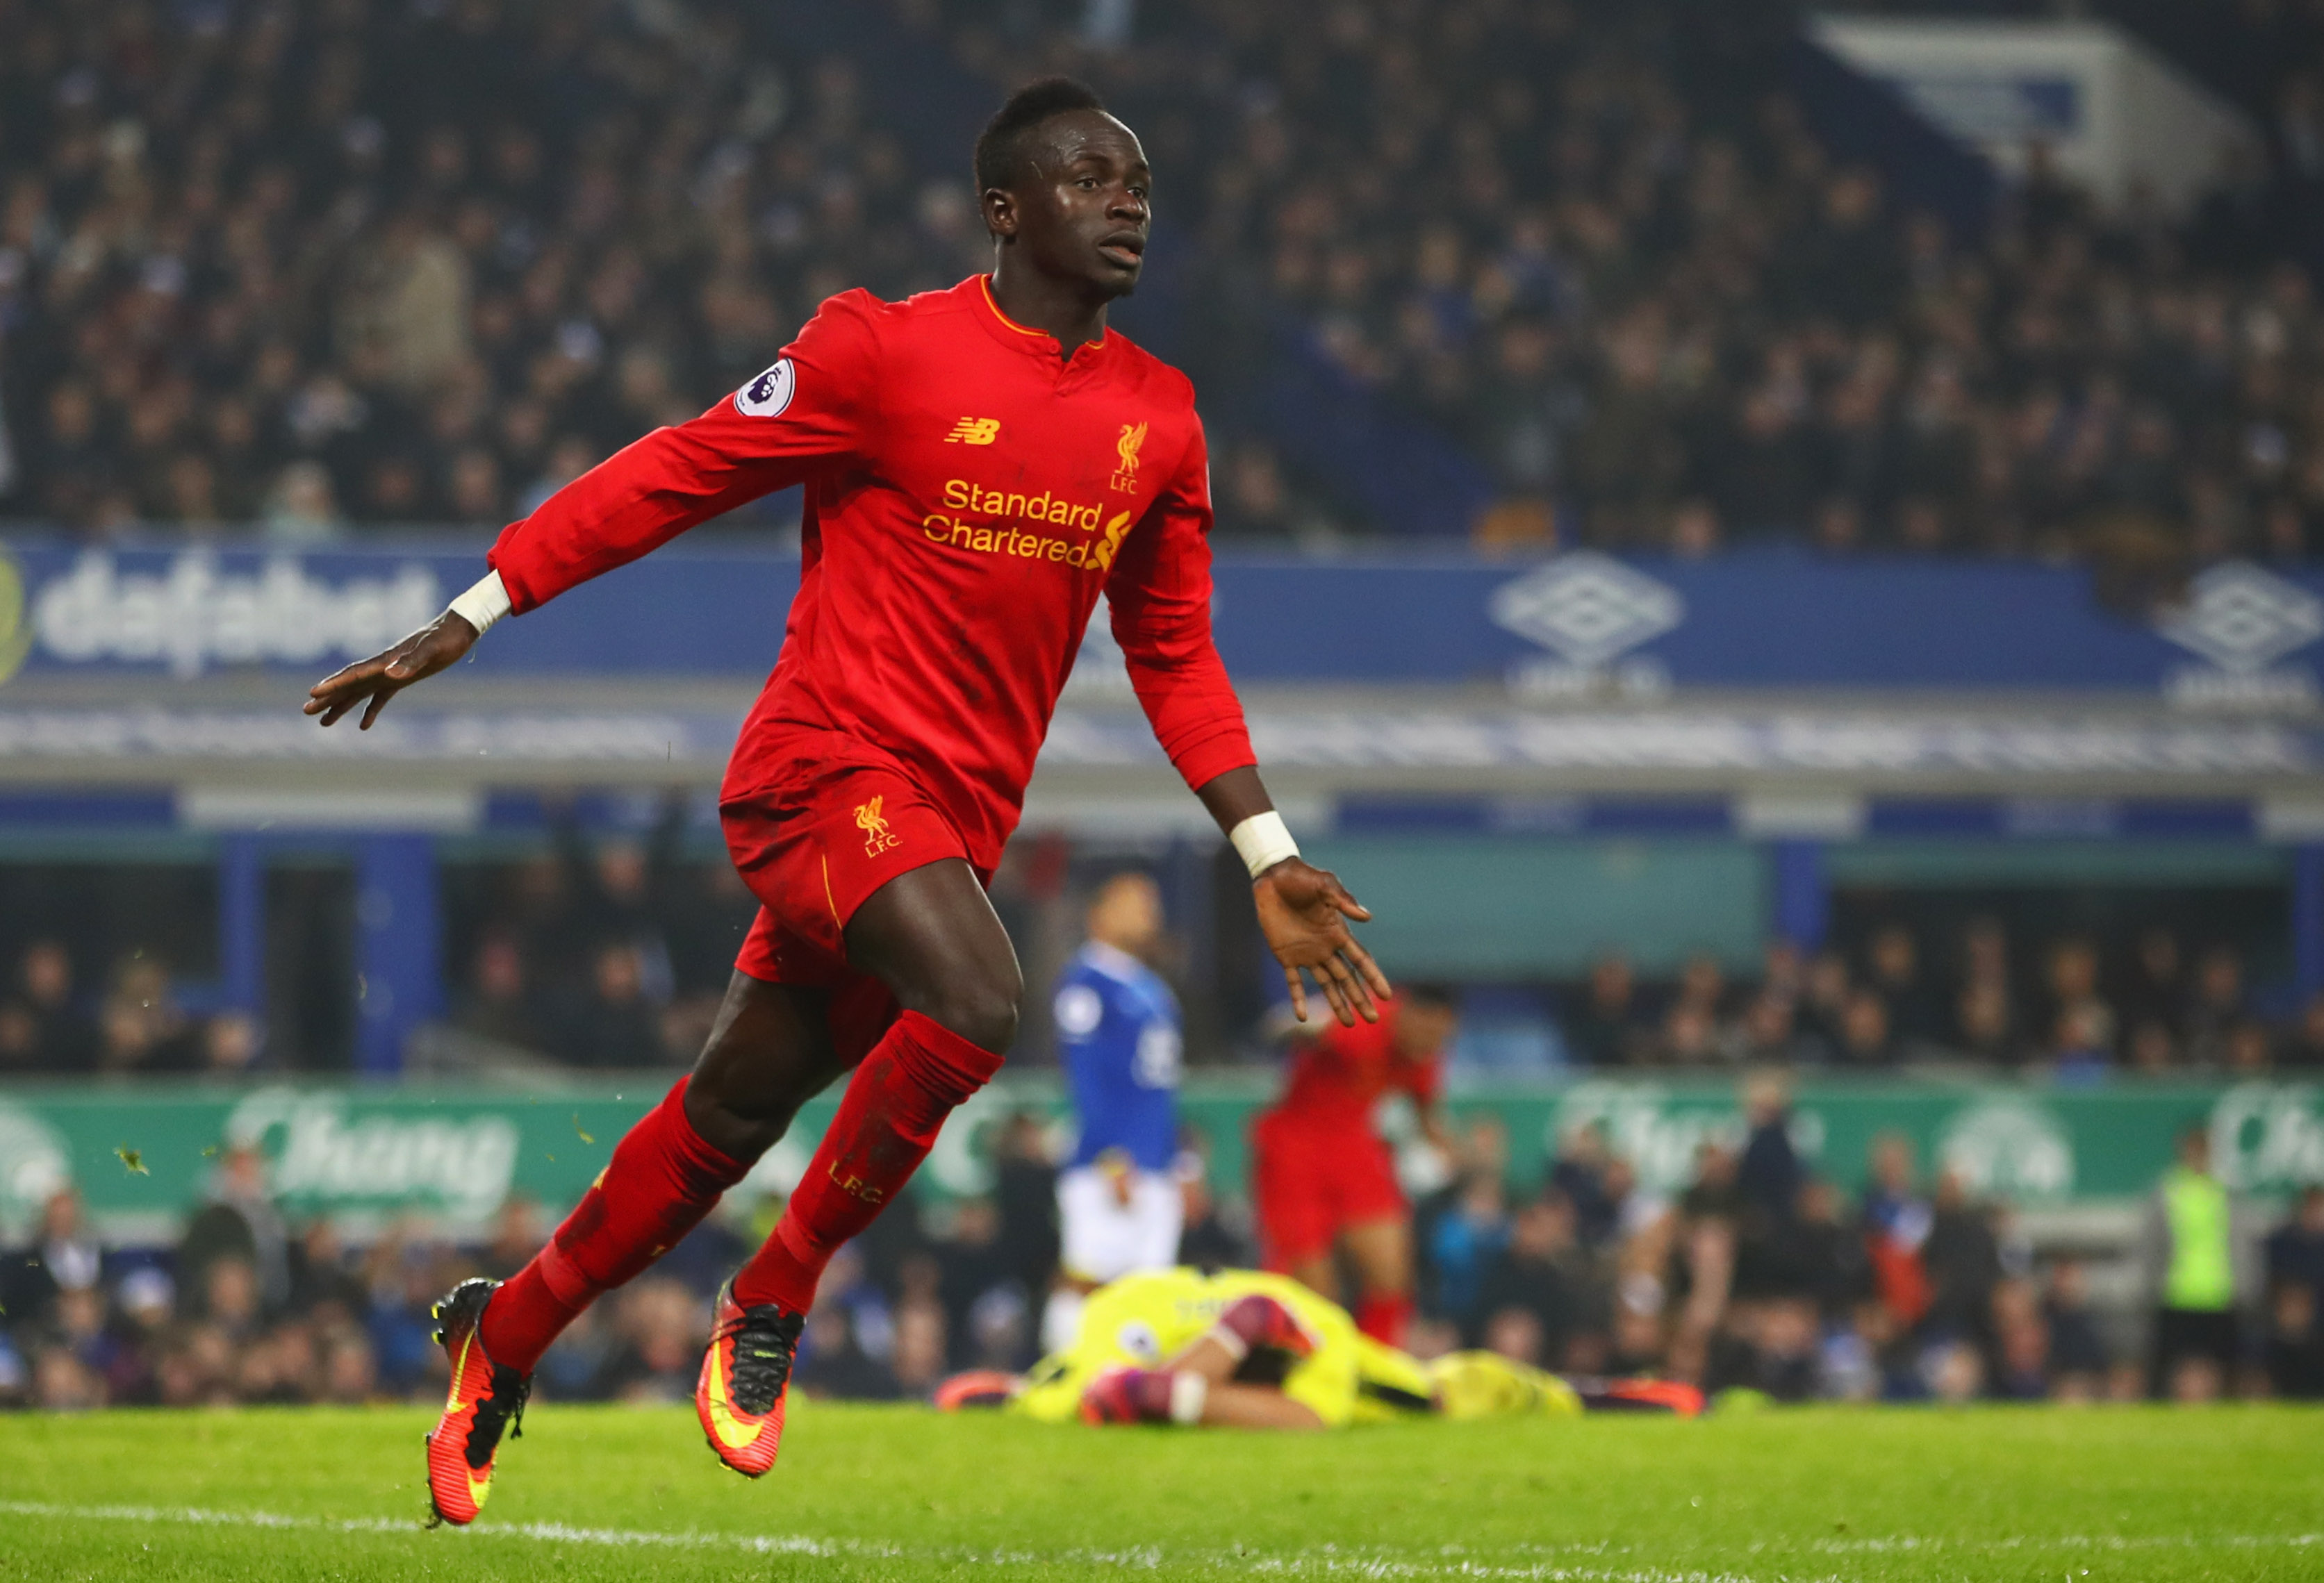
[
  {"xmin": 1267, "ymin": 1000, "xmax": 1442, "ymax": 1138},
  {"xmin": 488, "ymin": 275, "xmax": 1255, "ymax": 868}
]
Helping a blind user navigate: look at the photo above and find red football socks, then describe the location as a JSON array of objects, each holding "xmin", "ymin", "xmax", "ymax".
[
  {"xmin": 1209, "ymin": 1293, "xmax": 1314, "ymax": 1361},
  {"xmin": 732, "ymin": 1009, "xmax": 1003, "ymax": 1313},
  {"xmin": 1354, "ymin": 1292, "xmax": 1413, "ymax": 1348},
  {"xmin": 1120, "ymin": 1368, "xmax": 1180, "ymax": 1422},
  {"xmin": 480, "ymin": 1077, "xmax": 751, "ymax": 1375}
]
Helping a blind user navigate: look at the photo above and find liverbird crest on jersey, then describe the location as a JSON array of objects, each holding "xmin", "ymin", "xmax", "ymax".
[{"xmin": 1110, "ymin": 421, "xmax": 1147, "ymax": 492}]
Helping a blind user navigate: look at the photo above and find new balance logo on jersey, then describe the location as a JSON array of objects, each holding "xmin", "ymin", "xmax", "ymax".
[
  {"xmin": 946, "ymin": 417, "xmax": 1000, "ymax": 445},
  {"xmin": 1110, "ymin": 420, "xmax": 1146, "ymax": 491}
]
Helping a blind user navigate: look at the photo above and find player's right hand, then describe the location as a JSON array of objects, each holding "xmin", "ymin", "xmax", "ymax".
[
  {"xmin": 304, "ymin": 612, "xmax": 478, "ymax": 729},
  {"xmin": 1253, "ymin": 857, "xmax": 1392, "ymax": 1028}
]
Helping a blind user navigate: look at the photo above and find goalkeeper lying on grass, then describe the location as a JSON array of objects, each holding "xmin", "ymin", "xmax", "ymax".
[{"xmin": 938, "ymin": 1268, "xmax": 1701, "ymax": 1429}]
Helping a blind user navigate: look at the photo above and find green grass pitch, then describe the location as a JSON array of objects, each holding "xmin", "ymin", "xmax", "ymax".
[{"xmin": 2, "ymin": 1402, "xmax": 2318, "ymax": 1581}]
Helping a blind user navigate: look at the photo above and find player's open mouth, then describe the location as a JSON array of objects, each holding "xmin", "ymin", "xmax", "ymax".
[{"xmin": 1098, "ymin": 234, "xmax": 1144, "ymax": 267}]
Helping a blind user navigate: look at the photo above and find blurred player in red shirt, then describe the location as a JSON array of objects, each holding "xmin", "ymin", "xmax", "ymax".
[
  {"xmin": 1251, "ymin": 986, "xmax": 1458, "ymax": 1347},
  {"xmin": 308, "ymin": 78, "xmax": 1389, "ymax": 1523}
]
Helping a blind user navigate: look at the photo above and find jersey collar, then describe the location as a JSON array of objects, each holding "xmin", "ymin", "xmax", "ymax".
[
  {"xmin": 1078, "ymin": 940, "xmax": 1147, "ymax": 983},
  {"xmin": 973, "ymin": 274, "xmax": 1109, "ymax": 365}
]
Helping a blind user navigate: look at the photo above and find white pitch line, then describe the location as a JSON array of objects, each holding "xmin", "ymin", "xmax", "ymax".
[
  {"xmin": 0, "ymin": 1500, "xmax": 876, "ymax": 1558},
  {"xmin": 10, "ymin": 1499, "xmax": 2321, "ymax": 1577},
  {"xmin": 1812, "ymin": 1532, "xmax": 2324, "ymax": 1556},
  {"xmin": 0, "ymin": 1499, "xmax": 1777, "ymax": 1581}
]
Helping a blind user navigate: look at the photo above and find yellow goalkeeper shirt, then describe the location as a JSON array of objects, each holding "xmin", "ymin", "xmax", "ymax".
[{"xmin": 1011, "ymin": 1267, "xmax": 1434, "ymax": 1427}]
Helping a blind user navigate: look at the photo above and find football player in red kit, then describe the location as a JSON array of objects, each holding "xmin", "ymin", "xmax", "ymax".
[
  {"xmin": 306, "ymin": 78, "xmax": 1389, "ymax": 1525},
  {"xmin": 1250, "ymin": 986, "xmax": 1459, "ymax": 1348}
]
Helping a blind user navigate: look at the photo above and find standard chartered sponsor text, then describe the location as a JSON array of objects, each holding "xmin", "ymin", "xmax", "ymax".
[
  {"xmin": 941, "ymin": 478, "xmax": 1107, "ymax": 531},
  {"xmin": 928, "ymin": 478, "xmax": 1138, "ymax": 570},
  {"xmin": 922, "ymin": 514, "xmax": 1134, "ymax": 570}
]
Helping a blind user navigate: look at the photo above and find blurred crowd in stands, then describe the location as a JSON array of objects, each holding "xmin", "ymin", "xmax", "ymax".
[
  {"xmin": 1407, "ymin": 1088, "xmax": 2324, "ymax": 1404},
  {"xmin": 7, "ymin": 1085, "xmax": 2321, "ymax": 1412},
  {"xmin": 1556, "ymin": 920, "xmax": 2320, "ymax": 1077},
  {"xmin": 437, "ymin": 810, "xmax": 764, "ymax": 1071},
  {"xmin": 0, "ymin": 1117, "xmax": 1247, "ymax": 1411},
  {"xmin": 1, "ymin": 0, "xmax": 2322, "ymax": 562},
  {"xmin": 0, "ymin": 850, "xmax": 2309, "ymax": 1079},
  {"xmin": 0, "ymin": 796, "xmax": 1089, "ymax": 1078},
  {"xmin": 1031, "ymin": 0, "xmax": 2324, "ymax": 556},
  {"xmin": 0, "ymin": 0, "xmax": 987, "ymax": 536}
]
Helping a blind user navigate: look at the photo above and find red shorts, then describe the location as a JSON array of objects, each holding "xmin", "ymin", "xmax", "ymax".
[
  {"xmin": 1248, "ymin": 1110, "xmax": 1408, "ymax": 1268},
  {"xmin": 723, "ymin": 759, "xmax": 981, "ymax": 1066}
]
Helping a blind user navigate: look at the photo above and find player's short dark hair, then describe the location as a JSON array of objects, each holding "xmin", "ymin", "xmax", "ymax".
[
  {"xmin": 1404, "ymin": 982, "xmax": 1457, "ymax": 1011},
  {"xmin": 975, "ymin": 76, "xmax": 1107, "ymax": 192}
]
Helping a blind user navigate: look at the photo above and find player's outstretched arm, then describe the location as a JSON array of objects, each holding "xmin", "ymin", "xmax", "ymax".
[
  {"xmin": 1197, "ymin": 766, "xmax": 1392, "ymax": 1028},
  {"xmin": 303, "ymin": 292, "xmax": 878, "ymax": 735},
  {"xmin": 304, "ymin": 610, "xmax": 477, "ymax": 729},
  {"xmin": 1110, "ymin": 426, "xmax": 1389, "ymax": 1027}
]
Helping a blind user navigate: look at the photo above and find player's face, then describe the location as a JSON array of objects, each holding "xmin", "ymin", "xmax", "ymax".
[
  {"xmin": 1001, "ymin": 110, "xmax": 1151, "ymax": 298},
  {"xmin": 1395, "ymin": 1002, "xmax": 1458, "ymax": 1059},
  {"xmin": 1089, "ymin": 874, "xmax": 1163, "ymax": 955}
]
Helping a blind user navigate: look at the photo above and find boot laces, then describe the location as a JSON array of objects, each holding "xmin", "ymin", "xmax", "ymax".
[
  {"xmin": 729, "ymin": 1305, "xmax": 805, "ymax": 1416},
  {"xmin": 466, "ymin": 1368, "xmax": 532, "ymax": 1466}
]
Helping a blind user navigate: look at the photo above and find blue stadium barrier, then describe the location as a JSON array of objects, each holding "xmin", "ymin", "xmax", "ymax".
[{"xmin": 1, "ymin": 536, "xmax": 2316, "ymax": 696}]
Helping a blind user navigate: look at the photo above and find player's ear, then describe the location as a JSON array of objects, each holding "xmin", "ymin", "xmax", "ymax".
[{"xmin": 983, "ymin": 186, "xmax": 1019, "ymax": 240}]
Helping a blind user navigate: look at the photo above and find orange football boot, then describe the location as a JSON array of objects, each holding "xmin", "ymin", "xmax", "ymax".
[
  {"xmin": 934, "ymin": 1369, "xmax": 1022, "ymax": 1412},
  {"xmin": 1078, "ymin": 1364, "xmax": 1151, "ymax": 1425},
  {"xmin": 696, "ymin": 1279, "xmax": 805, "ymax": 1477},
  {"xmin": 1597, "ymin": 1377, "xmax": 1707, "ymax": 1417},
  {"xmin": 423, "ymin": 1278, "xmax": 531, "ymax": 1527}
]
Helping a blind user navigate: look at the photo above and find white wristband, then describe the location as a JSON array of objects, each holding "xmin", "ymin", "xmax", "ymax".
[
  {"xmin": 1203, "ymin": 1322, "xmax": 1251, "ymax": 1364},
  {"xmin": 1167, "ymin": 1370, "xmax": 1209, "ymax": 1426},
  {"xmin": 447, "ymin": 570, "xmax": 512, "ymax": 637},
  {"xmin": 1229, "ymin": 810, "xmax": 1299, "ymax": 879}
]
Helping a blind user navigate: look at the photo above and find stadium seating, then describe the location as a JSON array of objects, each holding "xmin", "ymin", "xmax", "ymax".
[{"xmin": 2, "ymin": 0, "xmax": 2321, "ymax": 556}]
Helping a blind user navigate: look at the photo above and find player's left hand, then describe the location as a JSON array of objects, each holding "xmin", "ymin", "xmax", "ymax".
[
  {"xmin": 303, "ymin": 611, "xmax": 478, "ymax": 729},
  {"xmin": 1252, "ymin": 859, "xmax": 1392, "ymax": 1027}
]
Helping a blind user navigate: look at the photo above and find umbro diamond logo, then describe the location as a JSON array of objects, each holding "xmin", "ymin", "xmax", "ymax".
[
  {"xmin": 2157, "ymin": 561, "xmax": 2324, "ymax": 674},
  {"xmin": 1488, "ymin": 552, "xmax": 1684, "ymax": 667}
]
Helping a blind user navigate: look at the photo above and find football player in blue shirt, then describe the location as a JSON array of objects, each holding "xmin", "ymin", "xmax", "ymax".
[{"xmin": 1044, "ymin": 871, "xmax": 1185, "ymax": 1352}]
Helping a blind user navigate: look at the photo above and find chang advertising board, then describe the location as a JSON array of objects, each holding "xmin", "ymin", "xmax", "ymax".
[
  {"xmin": 2209, "ymin": 1083, "xmax": 2324, "ymax": 1193},
  {"xmin": 1936, "ymin": 1096, "xmax": 2077, "ymax": 1200},
  {"xmin": 226, "ymin": 1087, "xmax": 519, "ymax": 1219},
  {"xmin": 0, "ymin": 1097, "xmax": 72, "ymax": 1231},
  {"xmin": 3, "ymin": 1079, "xmax": 2319, "ymax": 1238}
]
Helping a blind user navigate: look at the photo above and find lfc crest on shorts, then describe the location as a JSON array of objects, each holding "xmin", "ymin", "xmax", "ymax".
[{"xmin": 854, "ymin": 796, "xmax": 901, "ymax": 856}]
